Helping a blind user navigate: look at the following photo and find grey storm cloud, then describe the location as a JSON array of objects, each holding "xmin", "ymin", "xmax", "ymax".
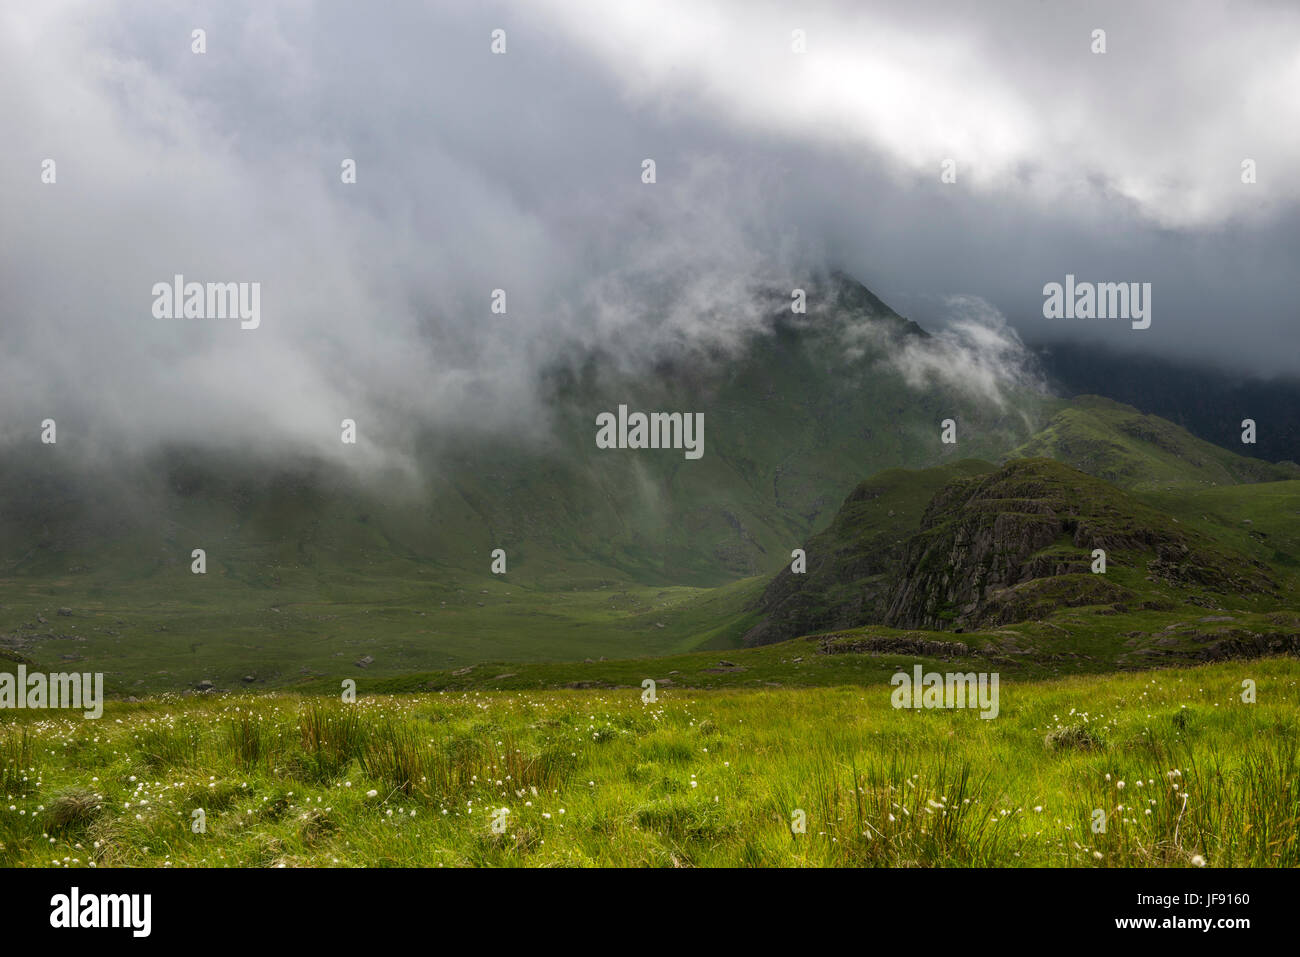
[{"xmin": 1, "ymin": 0, "xmax": 1297, "ymax": 466}]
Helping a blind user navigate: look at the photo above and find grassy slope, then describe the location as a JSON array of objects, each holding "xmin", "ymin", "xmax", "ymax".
[
  {"xmin": 1139, "ymin": 481, "xmax": 1300, "ymax": 591},
  {"xmin": 1007, "ymin": 395, "xmax": 1299, "ymax": 491}
]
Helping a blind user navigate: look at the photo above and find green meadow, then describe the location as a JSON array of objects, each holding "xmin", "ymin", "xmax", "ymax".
[{"xmin": 1, "ymin": 657, "xmax": 1295, "ymax": 868}]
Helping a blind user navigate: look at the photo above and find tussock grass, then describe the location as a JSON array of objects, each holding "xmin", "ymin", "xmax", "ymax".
[
  {"xmin": 45, "ymin": 787, "xmax": 102, "ymax": 831},
  {"xmin": 0, "ymin": 726, "xmax": 32, "ymax": 793},
  {"xmin": 297, "ymin": 702, "xmax": 366, "ymax": 783},
  {"xmin": 0, "ymin": 658, "xmax": 1295, "ymax": 868},
  {"xmin": 1044, "ymin": 723, "xmax": 1105, "ymax": 752}
]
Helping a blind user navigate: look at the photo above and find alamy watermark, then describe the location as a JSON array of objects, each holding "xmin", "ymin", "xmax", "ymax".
[
  {"xmin": 595, "ymin": 405, "xmax": 704, "ymax": 459},
  {"xmin": 50, "ymin": 887, "xmax": 150, "ymax": 937},
  {"xmin": 1042, "ymin": 274, "xmax": 1150, "ymax": 330},
  {"xmin": 891, "ymin": 664, "xmax": 999, "ymax": 719},
  {"xmin": 152, "ymin": 274, "xmax": 260, "ymax": 330},
  {"xmin": 0, "ymin": 666, "xmax": 103, "ymax": 719}
]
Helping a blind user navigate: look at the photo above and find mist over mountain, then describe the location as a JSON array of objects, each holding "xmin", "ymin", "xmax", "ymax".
[
  {"xmin": 0, "ymin": 272, "xmax": 1048, "ymax": 590},
  {"xmin": 3, "ymin": 0, "xmax": 1298, "ymax": 478}
]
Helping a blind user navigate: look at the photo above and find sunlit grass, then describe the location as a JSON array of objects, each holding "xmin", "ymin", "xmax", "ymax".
[{"xmin": 0, "ymin": 658, "xmax": 1295, "ymax": 868}]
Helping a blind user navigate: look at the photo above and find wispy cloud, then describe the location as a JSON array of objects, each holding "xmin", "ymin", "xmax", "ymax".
[{"xmin": 889, "ymin": 296, "xmax": 1046, "ymax": 410}]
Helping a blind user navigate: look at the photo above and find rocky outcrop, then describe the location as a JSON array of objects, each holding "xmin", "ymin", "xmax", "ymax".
[
  {"xmin": 817, "ymin": 633, "xmax": 971, "ymax": 658},
  {"xmin": 744, "ymin": 457, "xmax": 1280, "ymax": 644},
  {"xmin": 741, "ymin": 460, "xmax": 993, "ymax": 646},
  {"xmin": 883, "ymin": 459, "xmax": 1275, "ymax": 630},
  {"xmin": 882, "ymin": 459, "xmax": 1276, "ymax": 630}
]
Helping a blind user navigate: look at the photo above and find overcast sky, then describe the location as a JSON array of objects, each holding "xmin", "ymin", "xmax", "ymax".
[{"xmin": 3, "ymin": 0, "xmax": 1297, "ymax": 463}]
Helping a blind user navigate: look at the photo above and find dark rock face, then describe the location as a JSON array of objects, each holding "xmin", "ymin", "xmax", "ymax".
[
  {"xmin": 1197, "ymin": 631, "xmax": 1300, "ymax": 660},
  {"xmin": 744, "ymin": 457, "xmax": 1278, "ymax": 644},
  {"xmin": 742, "ymin": 461, "xmax": 994, "ymax": 646},
  {"xmin": 1125, "ymin": 628, "xmax": 1300, "ymax": 665},
  {"xmin": 882, "ymin": 460, "xmax": 1274, "ymax": 631},
  {"xmin": 883, "ymin": 467, "xmax": 1102, "ymax": 629},
  {"xmin": 883, "ymin": 460, "xmax": 1268, "ymax": 631}
]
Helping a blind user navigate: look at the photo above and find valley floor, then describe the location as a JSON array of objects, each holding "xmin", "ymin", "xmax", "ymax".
[{"xmin": 1, "ymin": 658, "xmax": 1296, "ymax": 867}]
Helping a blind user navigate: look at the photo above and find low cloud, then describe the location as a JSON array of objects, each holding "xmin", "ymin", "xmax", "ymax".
[
  {"xmin": 891, "ymin": 297, "xmax": 1046, "ymax": 410},
  {"xmin": 0, "ymin": 0, "xmax": 1294, "ymax": 473}
]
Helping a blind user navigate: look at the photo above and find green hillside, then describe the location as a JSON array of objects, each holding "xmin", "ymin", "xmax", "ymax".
[
  {"xmin": 1007, "ymin": 395, "xmax": 1299, "ymax": 490},
  {"xmin": 2, "ymin": 282, "xmax": 1297, "ymax": 695},
  {"xmin": 0, "ymin": 273, "xmax": 1045, "ymax": 691}
]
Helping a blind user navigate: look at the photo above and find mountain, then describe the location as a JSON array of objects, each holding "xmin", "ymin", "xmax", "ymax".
[
  {"xmin": 5, "ymin": 270, "xmax": 1294, "ymax": 691},
  {"xmin": 0, "ymin": 272, "xmax": 1049, "ymax": 688}
]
